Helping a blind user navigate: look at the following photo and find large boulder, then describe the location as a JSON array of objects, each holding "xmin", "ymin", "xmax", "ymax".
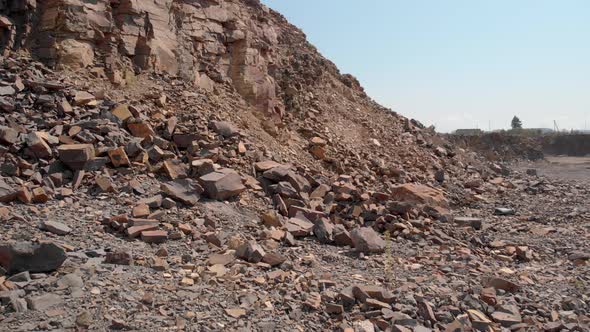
[{"xmin": 0, "ymin": 242, "xmax": 67, "ymax": 275}]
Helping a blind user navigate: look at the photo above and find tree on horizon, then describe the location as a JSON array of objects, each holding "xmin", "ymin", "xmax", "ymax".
[{"xmin": 511, "ymin": 116, "xmax": 523, "ymax": 129}]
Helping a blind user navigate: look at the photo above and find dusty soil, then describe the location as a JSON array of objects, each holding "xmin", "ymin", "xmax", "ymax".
[{"xmin": 515, "ymin": 156, "xmax": 590, "ymax": 184}]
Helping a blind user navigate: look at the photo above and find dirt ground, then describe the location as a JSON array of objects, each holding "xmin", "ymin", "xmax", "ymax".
[{"xmin": 515, "ymin": 155, "xmax": 590, "ymax": 184}]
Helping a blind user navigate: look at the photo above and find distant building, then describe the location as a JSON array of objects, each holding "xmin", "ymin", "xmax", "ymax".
[{"xmin": 454, "ymin": 129, "xmax": 483, "ymax": 136}]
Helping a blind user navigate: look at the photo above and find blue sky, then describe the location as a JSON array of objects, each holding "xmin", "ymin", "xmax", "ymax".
[{"xmin": 261, "ymin": 0, "xmax": 590, "ymax": 132}]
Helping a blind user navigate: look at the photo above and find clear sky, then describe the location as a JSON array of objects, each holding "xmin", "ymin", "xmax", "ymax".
[{"xmin": 260, "ymin": 0, "xmax": 590, "ymax": 132}]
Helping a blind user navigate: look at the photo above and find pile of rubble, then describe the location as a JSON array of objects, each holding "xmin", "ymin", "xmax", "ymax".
[
  {"xmin": 0, "ymin": 0, "xmax": 587, "ymax": 331},
  {"xmin": 448, "ymin": 132, "xmax": 544, "ymax": 162}
]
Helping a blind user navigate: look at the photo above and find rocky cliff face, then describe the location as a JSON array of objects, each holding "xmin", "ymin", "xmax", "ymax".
[{"xmin": 0, "ymin": 0, "xmax": 354, "ymax": 123}]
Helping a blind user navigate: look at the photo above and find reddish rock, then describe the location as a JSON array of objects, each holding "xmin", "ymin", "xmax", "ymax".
[
  {"xmin": 162, "ymin": 159, "xmax": 188, "ymax": 179},
  {"xmin": 237, "ymin": 241, "xmax": 266, "ymax": 263},
  {"xmin": 391, "ymin": 183, "xmax": 448, "ymax": 208},
  {"xmin": 127, "ymin": 224, "xmax": 158, "ymax": 238},
  {"xmin": 72, "ymin": 91, "xmax": 95, "ymax": 106},
  {"xmin": 333, "ymin": 225, "xmax": 354, "ymax": 246},
  {"xmin": 95, "ymin": 176, "xmax": 115, "ymax": 193},
  {"xmin": 127, "ymin": 120, "xmax": 155, "ymax": 138},
  {"xmin": 199, "ymin": 168, "xmax": 245, "ymax": 200},
  {"xmin": 141, "ymin": 230, "xmax": 168, "ymax": 244},
  {"xmin": 31, "ymin": 187, "xmax": 49, "ymax": 203},
  {"xmin": 262, "ymin": 252, "xmax": 287, "ymax": 266},
  {"xmin": 111, "ymin": 104, "xmax": 133, "ymax": 121},
  {"xmin": 108, "ymin": 147, "xmax": 130, "ymax": 167},
  {"xmin": 254, "ymin": 160, "xmax": 282, "ymax": 172},
  {"xmin": 484, "ymin": 277, "xmax": 520, "ymax": 293}
]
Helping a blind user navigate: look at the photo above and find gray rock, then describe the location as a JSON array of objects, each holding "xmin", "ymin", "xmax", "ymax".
[
  {"xmin": 0, "ymin": 242, "xmax": 67, "ymax": 274},
  {"xmin": 351, "ymin": 227, "xmax": 386, "ymax": 254},
  {"xmin": 210, "ymin": 121, "xmax": 239, "ymax": 137},
  {"xmin": 568, "ymin": 251, "xmax": 589, "ymax": 261},
  {"xmin": 494, "ymin": 207, "xmax": 515, "ymax": 216},
  {"xmin": 0, "ymin": 97, "xmax": 14, "ymax": 111},
  {"xmin": 491, "ymin": 310, "xmax": 522, "ymax": 327},
  {"xmin": 270, "ymin": 181, "xmax": 298, "ymax": 198},
  {"xmin": 313, "ymin": 218, "xmax": 334, "ymax": 244},
  {"xmin": 57, "ymin": 273, "xmax": 84, "ymax": 290},
  {"xmin": 161, "ymin": 179, "xmax": 203, "ymax": 206},
  {"xmin": 39, "ymin": 220, "xmax": 72, "ymax": 235},
  {"xmin": 7, "ymin": 271, "xmax": 31, "ymax": 285},
  {"xmin": 0, "ymin": 85, "xmax": 15, "ymax": 96},
  {"xmin": 263, "ymin": 166, "xmax": 290, "ymax": 182},
  {"xmin": 0, "ymin": 178, "xmax": 16, "ymax": 202},
  {"xmin": 26, "ymin": 293, "xmax": 63, "ymax": 311}
]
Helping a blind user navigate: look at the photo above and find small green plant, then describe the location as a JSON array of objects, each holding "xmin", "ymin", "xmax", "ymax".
[{"xmin": 383, "ymin": 230, "xmax": 396, "ymax": 289}]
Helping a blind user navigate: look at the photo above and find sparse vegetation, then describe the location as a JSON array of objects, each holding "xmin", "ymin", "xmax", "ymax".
[
  {"xmin": 511, "ymin": 116, "xmax": 523, "ymax": 129},
  {"xmin": 383, "ymin": 230, "xmax": 396, "ymax": 289}
]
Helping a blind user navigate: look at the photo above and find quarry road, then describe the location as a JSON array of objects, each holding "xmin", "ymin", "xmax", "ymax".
[{"xmin": 516, "ymin": 155, "xmax": 590, "ymax": 183}]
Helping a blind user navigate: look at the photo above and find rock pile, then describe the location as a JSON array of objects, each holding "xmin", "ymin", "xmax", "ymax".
[{"xmin": 0, "ymin": 1, "xmax": 587, "ymax": 331}]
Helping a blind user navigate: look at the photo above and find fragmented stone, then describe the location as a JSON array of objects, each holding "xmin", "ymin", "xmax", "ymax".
[
  {"xmin": 225, "ymin": 308, "xmax": 246, "ymax": 318},
  {"xmin": 313, "ymin": 218, "xmax": 334, "ymax": 243},
  {"xmin": 95, "ymin": 176, "xmax": 115, "ymax": 192}
]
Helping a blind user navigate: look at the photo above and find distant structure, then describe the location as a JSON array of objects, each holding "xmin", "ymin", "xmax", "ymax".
[{"xmin": 454, "ymin": 129, "xmax": 483, "ymax": 136}]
